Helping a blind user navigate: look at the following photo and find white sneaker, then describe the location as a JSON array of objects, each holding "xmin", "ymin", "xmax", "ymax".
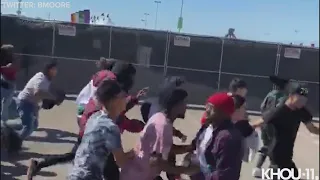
[{"xmin": 252, "ymin": 168, "xmax": 262, "ymax": 178}]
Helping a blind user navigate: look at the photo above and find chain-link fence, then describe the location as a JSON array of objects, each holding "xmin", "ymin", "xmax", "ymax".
[{"xmin": 1, "ymin": 15, "xmax": 319, "ymax": 117}]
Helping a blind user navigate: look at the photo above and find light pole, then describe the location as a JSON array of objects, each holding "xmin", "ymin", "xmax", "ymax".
[
  {"xmin": 154, "ymin": 1, "xmax": 161, "ymax": 29},
  {"xmin": 141, "ymin": 19, "xmax": 146, "ymax": 27},
  {"xmin": 143, "ymin": 13, "xmax": 149, "ymax": 28},
  {"xmin": 178, "ymin": 0, "xmax": 184, "ymax": 32}
]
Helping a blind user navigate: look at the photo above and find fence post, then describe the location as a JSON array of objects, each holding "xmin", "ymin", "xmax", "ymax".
[
  {"xmin": 273, "ymin": 44, "xmax": 281, "ymax": 89},
  {"xmin": 51, "ymin": 22, "xmax": 56, "ymax": 56},
  {"xmin": 163, "ymin": 31, "xmax": 170, "ymax": 76},
  {"xmin": 217, "ymin": 38, "xmax": 225, "ymax": 90},
  {"xmin": 108, "ymin": 26, "xmax": 113, "ymax": 58}
]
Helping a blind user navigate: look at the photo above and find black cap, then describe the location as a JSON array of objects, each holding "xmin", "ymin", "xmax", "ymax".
[{"xmin": 288, "ymin": 83, "xmax": 308, "ymax": 97}]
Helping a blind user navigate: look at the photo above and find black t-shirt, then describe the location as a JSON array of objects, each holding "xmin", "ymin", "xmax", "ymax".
[
  {"xmin": 234, "ymin": 120, "xmax": 254, "ymax": 138},
  {"xmin": 263, "ymin": 105, "xmax": 312, "ymax": 157}
]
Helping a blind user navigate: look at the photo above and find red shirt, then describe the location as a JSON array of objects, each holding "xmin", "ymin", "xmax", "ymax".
[
  {"xmin": 0, "ymin": 66, "xmax": 17, "ymax": 81},
  {"xmin": 78, "ymin": 70, "xmax": 143, "ymax": 137}
]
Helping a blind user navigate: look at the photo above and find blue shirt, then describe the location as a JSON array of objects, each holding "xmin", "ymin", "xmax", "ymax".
[{"xmin": 68, "ymin": 111, "xmax": 122, "ymax": 180}]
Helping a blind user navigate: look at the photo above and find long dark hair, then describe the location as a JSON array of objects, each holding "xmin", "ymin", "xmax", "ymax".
[{"xmin": 42, "ymin": 60, "xmax": 57, "ymax": 80}]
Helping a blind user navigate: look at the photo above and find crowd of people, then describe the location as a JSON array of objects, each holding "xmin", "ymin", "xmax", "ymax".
[{"xmin": 1, "ymin": 44, "xmax": 319, "ymax": 180}]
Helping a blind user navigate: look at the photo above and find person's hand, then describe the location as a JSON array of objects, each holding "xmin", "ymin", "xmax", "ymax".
[
  {"xmin": 180, "ymin": 135, "xmax": 187, "ymax": 143},
  {"xmin": 136, "ymin": 87, "xmax": 149, "ymax": 99}
]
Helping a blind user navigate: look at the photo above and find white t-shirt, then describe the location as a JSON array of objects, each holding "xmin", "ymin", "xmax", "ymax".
[
  {"xmin": 76, "ymin": 80, "xmax": 97, "ymax": 106},
  {"xmin": 18, "ymin": 72, "xmax": 51, "ymax": 104}
]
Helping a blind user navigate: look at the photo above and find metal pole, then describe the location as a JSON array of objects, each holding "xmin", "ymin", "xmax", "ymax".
[
  {"xmin": 144, "ymin": 13, "xmax": 149, "ymax": 28},
  {"xmin": 217, "ymin": 39, "xmax": 224, "ymax": 90},
  {"xmin": 154, "ymin": 1, "xmax": 161, "ymax": 29},
  {"xmin": 51, "ymin": 23, "xmax": 56, "ymax": 56},
  {"xmin": 178, "ymin": 0, "xmax": 184, "ymax": 33}
]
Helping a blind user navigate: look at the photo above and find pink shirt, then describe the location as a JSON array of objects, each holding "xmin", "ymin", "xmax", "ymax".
[{"xmin": 120, "ymin": 112, "xmax": 173, "ymax": 180}]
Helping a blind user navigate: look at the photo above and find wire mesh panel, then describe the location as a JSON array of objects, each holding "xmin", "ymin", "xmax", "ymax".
[
  {"xmin": 1, "ymin": 15, "xmax": 54, "ymax": 56},
  {"xmin": 221, "ymin": 39, "xmax": 278, "ymax": 76},
  {"xmin": 110, "ymin": 27, "xmax": 168, "ymax": 66},
  {"xmin": 166, "ymin": 67, "xmax": 219, "ymax": 105},
  {"xmin": 51, "ymin": 58, "xmax": 97, "ymax": 94},
  {"xmin": 304, "ymin": 83, "xmax": 319, "ymax": 117},
  {"xmin": 219, "ymin": 74, "xmax": 272, "ymax": 111},
  {"xmin": 129, "ymin": 65, "xmax": 165, "ymax": 98},
  {"xmin": 54, "ymin": 22, "xmax": 111, "ymax": 60},
  {"xmin": 278, "ymin": 45, "xmax": 319, "ymax": 82},
  {"xmin": 167, "ymin": 33, "xmax": 222, "ymax": 71}
]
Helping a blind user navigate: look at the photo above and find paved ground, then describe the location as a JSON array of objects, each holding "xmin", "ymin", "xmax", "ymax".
[{"xmin": 1, "ymin": 100, "xmax": 319, "ymax": 180}]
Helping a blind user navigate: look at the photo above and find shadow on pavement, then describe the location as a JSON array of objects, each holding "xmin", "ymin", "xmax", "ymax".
[
  {"xmin": 1, "ymin": 151, "xmax": 57, "ymax": 179},
  {"xmin": 27, "ymin": 128, "xmax": 78, "ymax": 144},
  {"xmin": 1, "ymin": 162, "xmax": 57, "ymax": 179}
]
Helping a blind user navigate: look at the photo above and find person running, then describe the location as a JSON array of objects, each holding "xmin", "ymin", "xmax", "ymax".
[
  {"xmin": 16, "ymin": 60, "xmax": 58, "ymax": 140},
  {"xmin": 68, "ymin": 79, "xmax": 133, "ymax": 180},
  {"xmin": 231, "ymin": 95, "xmax": 260, "ymax": 162},
  {"xmin": 120, "ymin": 88, "xmax": 198, "ymax": 180},
  {"xmin": 261, "ymin": 83, "xmax": 319, "ymax": 180},
  {"xmin": 1, "ymin": 44, "xmax": 18, "ymax": 122},
  {"xmin": 76, "ymin": 57, "xmax": 116, "ymax": 121},
  {"xmin": 190, "ymin": 92, "xmax": 243, "ymax": 180},
  {"xmin": 252, "ymin": 75, "xmax": 290, "ymax": 177},
  {"xmin": 140, "ymin": 76, "xmax": 187, "ymax": 180},
  {"xmin": 200, "ymin": 77, "xmax": 248, "ymax": 125},
  {"xmin": 26, "ymin": 61, "xmax": 144, "ymax": 179}
]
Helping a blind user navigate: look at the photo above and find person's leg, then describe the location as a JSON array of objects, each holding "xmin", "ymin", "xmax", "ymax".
[
  {"xmin": 253, "ymin": 125, "xmax": 274, "ymax": 177},
  {"xmin": 1, "ymin": 86, "xmax": 13, "ymax": 122},
  {"xmin": 103, "ymin": 154, "xmax": 119, "ymax": 180},
  {"xmin": 17, "ymin": 100, "xmax": 36, "ymax": 140},
  {"xmin": 27, "ymin": 138, "xmax": 81, "ymax": 178},
  {"xmin": 166, "ymin": 153, "xmax": 179, "ymax": 180}
]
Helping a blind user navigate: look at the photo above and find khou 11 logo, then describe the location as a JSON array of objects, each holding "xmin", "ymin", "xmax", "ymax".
[{"xmin": 261, "ymin": 168, "xmax": 319, "ymax": 180}]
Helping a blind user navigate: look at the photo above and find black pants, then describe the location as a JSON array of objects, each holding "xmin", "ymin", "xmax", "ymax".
[
  {"xmin": 37, "ymin": 137, "xmax": 119, "ymax": 180},
  {"xmin": 37, "ymin": 137, "xmax": 81, "ymax": 169},
  {"xmin": 269, "ymin": 156, "xmax": 298, "ymax": 180},
  {"xmin": 104, "ymin": 154, "xmax": 119, "ymax": 180}
]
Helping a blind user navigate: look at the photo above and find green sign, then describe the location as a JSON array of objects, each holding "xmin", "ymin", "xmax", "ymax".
[{"xmin": 177, "ymin": 17, "xmax": 183, "ymax": 31}]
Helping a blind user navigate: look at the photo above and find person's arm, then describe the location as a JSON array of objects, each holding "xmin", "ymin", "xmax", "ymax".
[
  {"xmin": 300, "ymin": 108, "xmax": 319, "ymax": 135},
  {"xmin": 172, "ymin": 127, "xmax": 186, "ymax": 140},
  {"xmin": 249, "ymin": 118, "xmax": 264, "ymax": 129},
  {"xmin": 170, "ymin": 144, "xmax": 193, "ymax": 155},
  {"xmin": 34, "ymin": 77, "xmax": 56, "ymax": 101},
  {"xmin": 121, "ymin": 116, "xmax": 145, "ymax": 133},
  {"xmin": 125, "ymin": 95, "xmax": 139, "ymax": 112},
  {"xmin": 207, "ymin": 132, "xmax": 242, "ymax": 180},
  {"xmin": 108, "ymin": 125, "xmax": 133, "ymax": 168}
]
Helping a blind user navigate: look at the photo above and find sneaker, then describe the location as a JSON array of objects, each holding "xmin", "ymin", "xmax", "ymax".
[
  {"xmin": 252, "ymin": 167, "xmax": 262, "ymax": 178},
  {"xmin": 27, "ymin": 159, "xmax": 39, "ymax": 180}
]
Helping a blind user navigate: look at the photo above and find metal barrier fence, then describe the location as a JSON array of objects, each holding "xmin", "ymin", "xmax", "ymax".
[{"xmin": 1, "ymin": 15, "xmax": 319, "ymax": 116}]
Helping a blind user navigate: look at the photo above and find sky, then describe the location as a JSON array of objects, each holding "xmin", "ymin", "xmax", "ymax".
[{"xmin": 1, "ymin": 0, "xmax": 319, "ymax": 46}]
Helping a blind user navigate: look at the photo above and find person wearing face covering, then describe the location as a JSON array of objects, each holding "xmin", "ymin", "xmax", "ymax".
[{"xmin": 190, "ymin": 92, "xmax": 243, "ymax": 180}]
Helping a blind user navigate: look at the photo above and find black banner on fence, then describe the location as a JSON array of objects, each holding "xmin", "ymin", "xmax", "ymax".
[
  {"xmin": 110, "ymin": 27, "xmax": 168, "ymax": 66},
  {"xmin": 1, "ymin": 15, "xmax": 53, "ymax": 56},
  {"xmin": 2, "ymin": 15, "xmax": 319, "ymax": 117},
  {"xmin": 221, "ymin": 39, "xmax": 278, "ymax": 76},
  {"xmin": 167, "ymin": 33, "xmax": 222, "ymax": 71},
  {"xmin": 54, "ymin": 22, "xmax": 111, "ymax": 60}
]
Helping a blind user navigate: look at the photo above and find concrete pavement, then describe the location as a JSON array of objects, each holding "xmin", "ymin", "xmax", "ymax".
[{"xmin": 1, "ymin": 100, "xmax": 319, "ymax": 180}]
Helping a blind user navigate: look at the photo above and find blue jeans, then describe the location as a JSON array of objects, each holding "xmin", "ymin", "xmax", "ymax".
[
  {"xmin": 1, "ymin": 86, "xmax": 15, "ymax": 122},
  {"xmin": 16, "ymin": 99, "xmax": 39, "ymax": 140}
]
